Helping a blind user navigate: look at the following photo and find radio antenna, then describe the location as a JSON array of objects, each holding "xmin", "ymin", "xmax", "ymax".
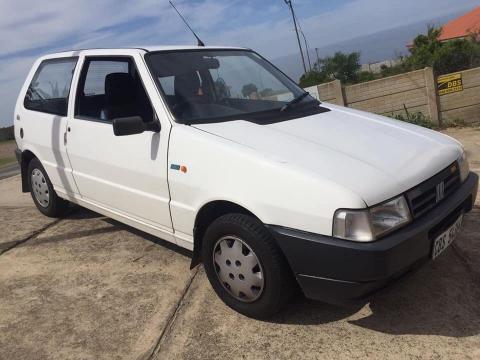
[{"xmin": 169, "ymin": 1, "xmax": 205, "ymax": 47}]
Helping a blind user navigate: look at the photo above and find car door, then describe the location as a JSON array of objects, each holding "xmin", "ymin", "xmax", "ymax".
[
  {"xmin": 17, "ymin": 55, "xmax": 80, "ymax": 195},
  {"xmin": 66, "ymin": 53, "xmax": 173, "ymax": 234}
]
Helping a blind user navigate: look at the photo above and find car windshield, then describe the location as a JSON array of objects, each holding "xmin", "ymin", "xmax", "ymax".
[{"xmin": 145, "ymin": 49, "xmax": 320, "ymax": 124}]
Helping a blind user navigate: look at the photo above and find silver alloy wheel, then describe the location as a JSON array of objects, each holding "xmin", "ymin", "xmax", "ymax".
[
  {"xmin": 213, "ymin": 235, "xmax": 264, "ymax": 302},
  {"xmin": 31, "ymin": 168, "xmax": 49, "ymax": 208}
]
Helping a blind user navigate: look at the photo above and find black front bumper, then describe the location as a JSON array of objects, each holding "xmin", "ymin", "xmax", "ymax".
[{"xmin": 268, "ymin": 172, "xmax": 478, "ymax": 305}]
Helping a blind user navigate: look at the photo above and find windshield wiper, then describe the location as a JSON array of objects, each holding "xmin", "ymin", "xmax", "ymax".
[{"xmin": 280, "ymin": 91, "xmax": 310, "ymax": 112}]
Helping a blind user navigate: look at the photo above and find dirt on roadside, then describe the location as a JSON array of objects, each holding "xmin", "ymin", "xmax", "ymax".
[{"xmin": 0, "ymin": 140, "xmax": 17, "ymax": 163}]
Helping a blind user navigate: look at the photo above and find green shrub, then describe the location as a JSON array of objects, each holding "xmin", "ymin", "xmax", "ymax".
[
  {"xmin": 0, "ymin": 126, "xmax": 14, "ymax": 141},
  {"xmin": 299, "ymin": 70, "xmax": 327, "ymax": 88},
  {"xmin": 442, "ymin": 118, "xmax": 469, "ymax": 128},
  {"xmin": 389, "ymin": 105, "xmax": 436, "ymax": 129},
  {"xmin": 300, "ymin": 27, "xmax": 480, "ymax": 86},
  {"xmin": 300, "ymin": 52, "xmax": 363, "ymax": 86},
  {"xmin": 356, "ymin": 71, "xmax": 376, "ymax": 83}
]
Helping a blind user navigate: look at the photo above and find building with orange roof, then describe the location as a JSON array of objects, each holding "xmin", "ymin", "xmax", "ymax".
[{"xmin": 438, "ymin": 6, "xmax": 480, "ymax": 41}]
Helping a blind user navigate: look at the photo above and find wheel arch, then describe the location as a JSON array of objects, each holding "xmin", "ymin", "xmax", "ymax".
[
  {"xmin": 190, "ymin": 200, "xmax": 260, "ymax": 269},
  {"xmin": 19, "ymin": 149, "xmax": 37, "ymax": 192}
]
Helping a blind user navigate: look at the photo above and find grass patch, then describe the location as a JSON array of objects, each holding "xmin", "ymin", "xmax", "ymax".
[
  {"xmin": 389, "ymin": 105, "xmax": 479, "ymax": 130},
  {"xmin": 0, "ymin": 157, "xmax": 16, "ymax": 168},
  {"xmin": 0, "ymin": 139, "xmax": 15, "ymax": 144},
  {"xmin": 441, "ymin": 118, "xmax": 480, "ymax": 128},
  {"xmin": 389, "ymin": 106, "xmax": 437, "ymax": 129}
]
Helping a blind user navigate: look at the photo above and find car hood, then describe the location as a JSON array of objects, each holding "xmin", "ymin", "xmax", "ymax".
[{"xmin": 192, "ymin": 104, "xmax": 462, "ymax": 206}]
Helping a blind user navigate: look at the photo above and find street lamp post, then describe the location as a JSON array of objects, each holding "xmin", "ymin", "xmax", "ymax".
[{"xmin": 283, "ymin": 0, "xmax": 307, "ymax": 74}]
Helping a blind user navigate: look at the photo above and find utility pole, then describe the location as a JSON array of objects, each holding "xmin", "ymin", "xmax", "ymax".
[
  {"xmin": 284, "ymin": 0, "xmax": 307, "ymax": 74},
  {"xmin": 315, "ymin": 48, "xmax": 320, "ymax": 70},
  {"xmin": 299, "ymin": 29, "xmax": 312, "ymax": 71}
]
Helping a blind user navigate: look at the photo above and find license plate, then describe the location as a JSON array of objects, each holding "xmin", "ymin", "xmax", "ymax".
[{"xmin": 432, "ymin": 214, "xmax": 463, "ymax": 259}]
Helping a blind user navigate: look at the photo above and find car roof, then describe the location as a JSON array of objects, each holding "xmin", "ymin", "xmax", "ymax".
[
  {"xmin": 142, "ymin": 45, "xmax": 248, "ymax": 52},
  {"xmin": 38, "ymin": 45, "xmax": 249, "ymax": 60}
]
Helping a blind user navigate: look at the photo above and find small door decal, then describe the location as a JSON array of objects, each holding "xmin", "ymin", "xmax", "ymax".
[{"xmin": 170, "ymin": 164, "xmax": 188, "ymax": 173}]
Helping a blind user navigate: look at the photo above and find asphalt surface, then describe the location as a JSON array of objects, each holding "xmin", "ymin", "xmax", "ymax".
[{"xmin": 0, "ymin": 127, "xmax": 479, "ymax": 359}]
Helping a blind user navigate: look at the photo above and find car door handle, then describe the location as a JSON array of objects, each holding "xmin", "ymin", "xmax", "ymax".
[{"xmin": 64, "ymin": 127, "xmax": 71, "ymax": 145}]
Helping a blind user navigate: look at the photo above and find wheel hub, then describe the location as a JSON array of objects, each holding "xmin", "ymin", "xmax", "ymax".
[
  {"xmin": 213, "ymin": 236, "xmax": 264, "ymax": 302},
  {"xmin": 31, "ymin": 168, "xmax": 49, "ymax": 208}
]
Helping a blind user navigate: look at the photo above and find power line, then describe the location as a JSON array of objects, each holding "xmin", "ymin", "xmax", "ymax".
[
  {"xmin": 293, "ymin": 11, "xmax": 312, "ymax": 72},
  {"xmin": 315, "ymin": 48, "xmax": 320, "ymax": 70}
]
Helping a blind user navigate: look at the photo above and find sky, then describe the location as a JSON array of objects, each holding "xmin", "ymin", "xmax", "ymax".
[{"xmin": 1, "ymin": 0, "xmax": 479, "ymax": 127}]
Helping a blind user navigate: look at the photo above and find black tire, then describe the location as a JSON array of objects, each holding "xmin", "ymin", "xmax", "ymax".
[
  {"xmin": 202, "ymin": 213, "xmax": 295, "ymax": 319},
  {"xmin": 28, "ymin": 157, "xmax": 69, "ymax": 217}
]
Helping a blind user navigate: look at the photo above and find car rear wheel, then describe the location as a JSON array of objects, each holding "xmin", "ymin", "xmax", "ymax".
[
  {"xmin": 28, "ymin": 158, "xmax": 69, "ymax": 217},
  {"xmin": 202, "ymin": 213, "xmax": 295, "ymax": 319}
]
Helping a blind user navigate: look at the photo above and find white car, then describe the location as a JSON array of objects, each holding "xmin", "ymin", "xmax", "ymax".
[{"xmin": 14, "ymin": 46, "xmax": 478, "ymax": 318}]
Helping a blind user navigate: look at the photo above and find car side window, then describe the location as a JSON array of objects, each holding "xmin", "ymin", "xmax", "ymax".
[
  {"xmin": 24, "ymin": 57, "xmax": 78, "ymax": 116},
  {"xmin": 75, "ymin": 57, "xmax": 154, "ymax": 123}
]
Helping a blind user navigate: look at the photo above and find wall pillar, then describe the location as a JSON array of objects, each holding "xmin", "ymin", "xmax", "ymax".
[
  {"xmin": 332, "ymin": 80, "xmax": 345, "ymax": 106},
  {"xmin": 424, "ymin": 67, "xmax": 441, "ymax": 126}
]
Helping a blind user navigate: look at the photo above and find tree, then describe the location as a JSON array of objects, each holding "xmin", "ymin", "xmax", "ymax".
[
  {"xmin": 241, "ymin": 83, "xmax": 258, "ymax": 98},
  {"xmin": 402, "ymin": 26, "xmax": 480, "ymax": 75},
  {"xmin": 299, "ymin": 51, "xmax": 362, "ymax": 86},
  {"xmin": 432, "ymin": 37, "xmax": 480, "ymax": 74},
  {"xmin": 298, "ymin": 26, "xmax": 480, "ymax": 88},
  {"xmin": 379, "ymin": 63, "xmax": 409, "ymax": 77},
  {"xmin": 405, "ymin": 26, "xmax": 442, "ymax": 70},
  {"xmin": 356, "ymin": 70, "xmax": 375, "ymax": 83},
  {"xmin": 299, "ymin": 71, "xmax": 327, "ymax": 88},
  {"xmin": 259, "ymin": 88, "xmax": 275, "ymax": 97},
  {"xmin": 319, "ymin": 52, "xmax": 361, "ymax": 83},
  {"xmin": 214, "ymin": 77, "xmax": 231, "ymax": 99}
]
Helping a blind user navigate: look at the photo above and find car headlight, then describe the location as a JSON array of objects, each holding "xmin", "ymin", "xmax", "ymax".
[
  {"xmin": 333, "ymin": 196, "xmax": 411, "ymax": 242},
  {"xmin": 458, "ymin": 150, "xmax": 470, "ymax": 182}
]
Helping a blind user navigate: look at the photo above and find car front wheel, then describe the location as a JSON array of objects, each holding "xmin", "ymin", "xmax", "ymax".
[{"xmin": 202, "ymin": 213, "xmax": 295, "ymax": 319}]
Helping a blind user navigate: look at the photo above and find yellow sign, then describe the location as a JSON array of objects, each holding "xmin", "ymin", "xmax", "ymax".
[{"xmin": 437, "ymin": 73, "xmax": 463, "ymax": 96}]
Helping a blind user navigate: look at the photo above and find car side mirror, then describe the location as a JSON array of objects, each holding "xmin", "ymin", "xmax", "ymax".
[{"xmin": 112, "ymin": 116, "xmax": 160, "ymax": 136}]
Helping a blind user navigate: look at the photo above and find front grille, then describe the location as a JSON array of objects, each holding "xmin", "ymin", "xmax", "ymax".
[{"xmin": 406, "ymin": 162, "xmax": 461, "ymax": 218}]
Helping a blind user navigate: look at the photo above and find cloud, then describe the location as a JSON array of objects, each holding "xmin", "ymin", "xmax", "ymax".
[
  {"xmin": 0, "ymin": 0, "xmax": 173, "ymax": 56},
  {"xmin": 1, "ymin": 0, "xmax": 479, "ymax": 126},
  {"xmin": 0, "ymin": 0, "xmax": 218, "ymax": 126},
  {"xmin": 0, "ymin": 55, "xmax": 37, "ymax": 126},
  {"xmin": 209, "ymin": 0, "xmax": 480, "ymax": 58}
]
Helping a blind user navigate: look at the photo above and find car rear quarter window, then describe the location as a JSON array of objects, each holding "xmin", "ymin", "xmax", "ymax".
[{"xmin": 24, "ymin": 57, "xmax": 78, "ymax": 116}]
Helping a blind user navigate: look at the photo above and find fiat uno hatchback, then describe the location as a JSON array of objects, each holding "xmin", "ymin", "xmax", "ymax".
[{"xmin": 14, "ymin": 46, "xmax": 478, "ymax": 318}]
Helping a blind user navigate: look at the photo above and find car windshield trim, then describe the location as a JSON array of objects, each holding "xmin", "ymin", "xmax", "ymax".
[
  {"xmin": 190, "ymin": 98, "xmax": 325, "ymax": 125},
  {"xmin": 144, "ymin": 49, "xmax": 323, "ymax": 125}
]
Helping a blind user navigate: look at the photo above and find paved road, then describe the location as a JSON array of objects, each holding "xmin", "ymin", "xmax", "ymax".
[
  {"xmin": 0, "ymin": 127, "xmax": 479, "ymax": 359},
  {"xmin": 0, "ymin": 162, "xmax": 20, "ymax": 180},
  {"xmin": 0, "ymin": 174, "xmax": 479, "ymax": 360}
]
